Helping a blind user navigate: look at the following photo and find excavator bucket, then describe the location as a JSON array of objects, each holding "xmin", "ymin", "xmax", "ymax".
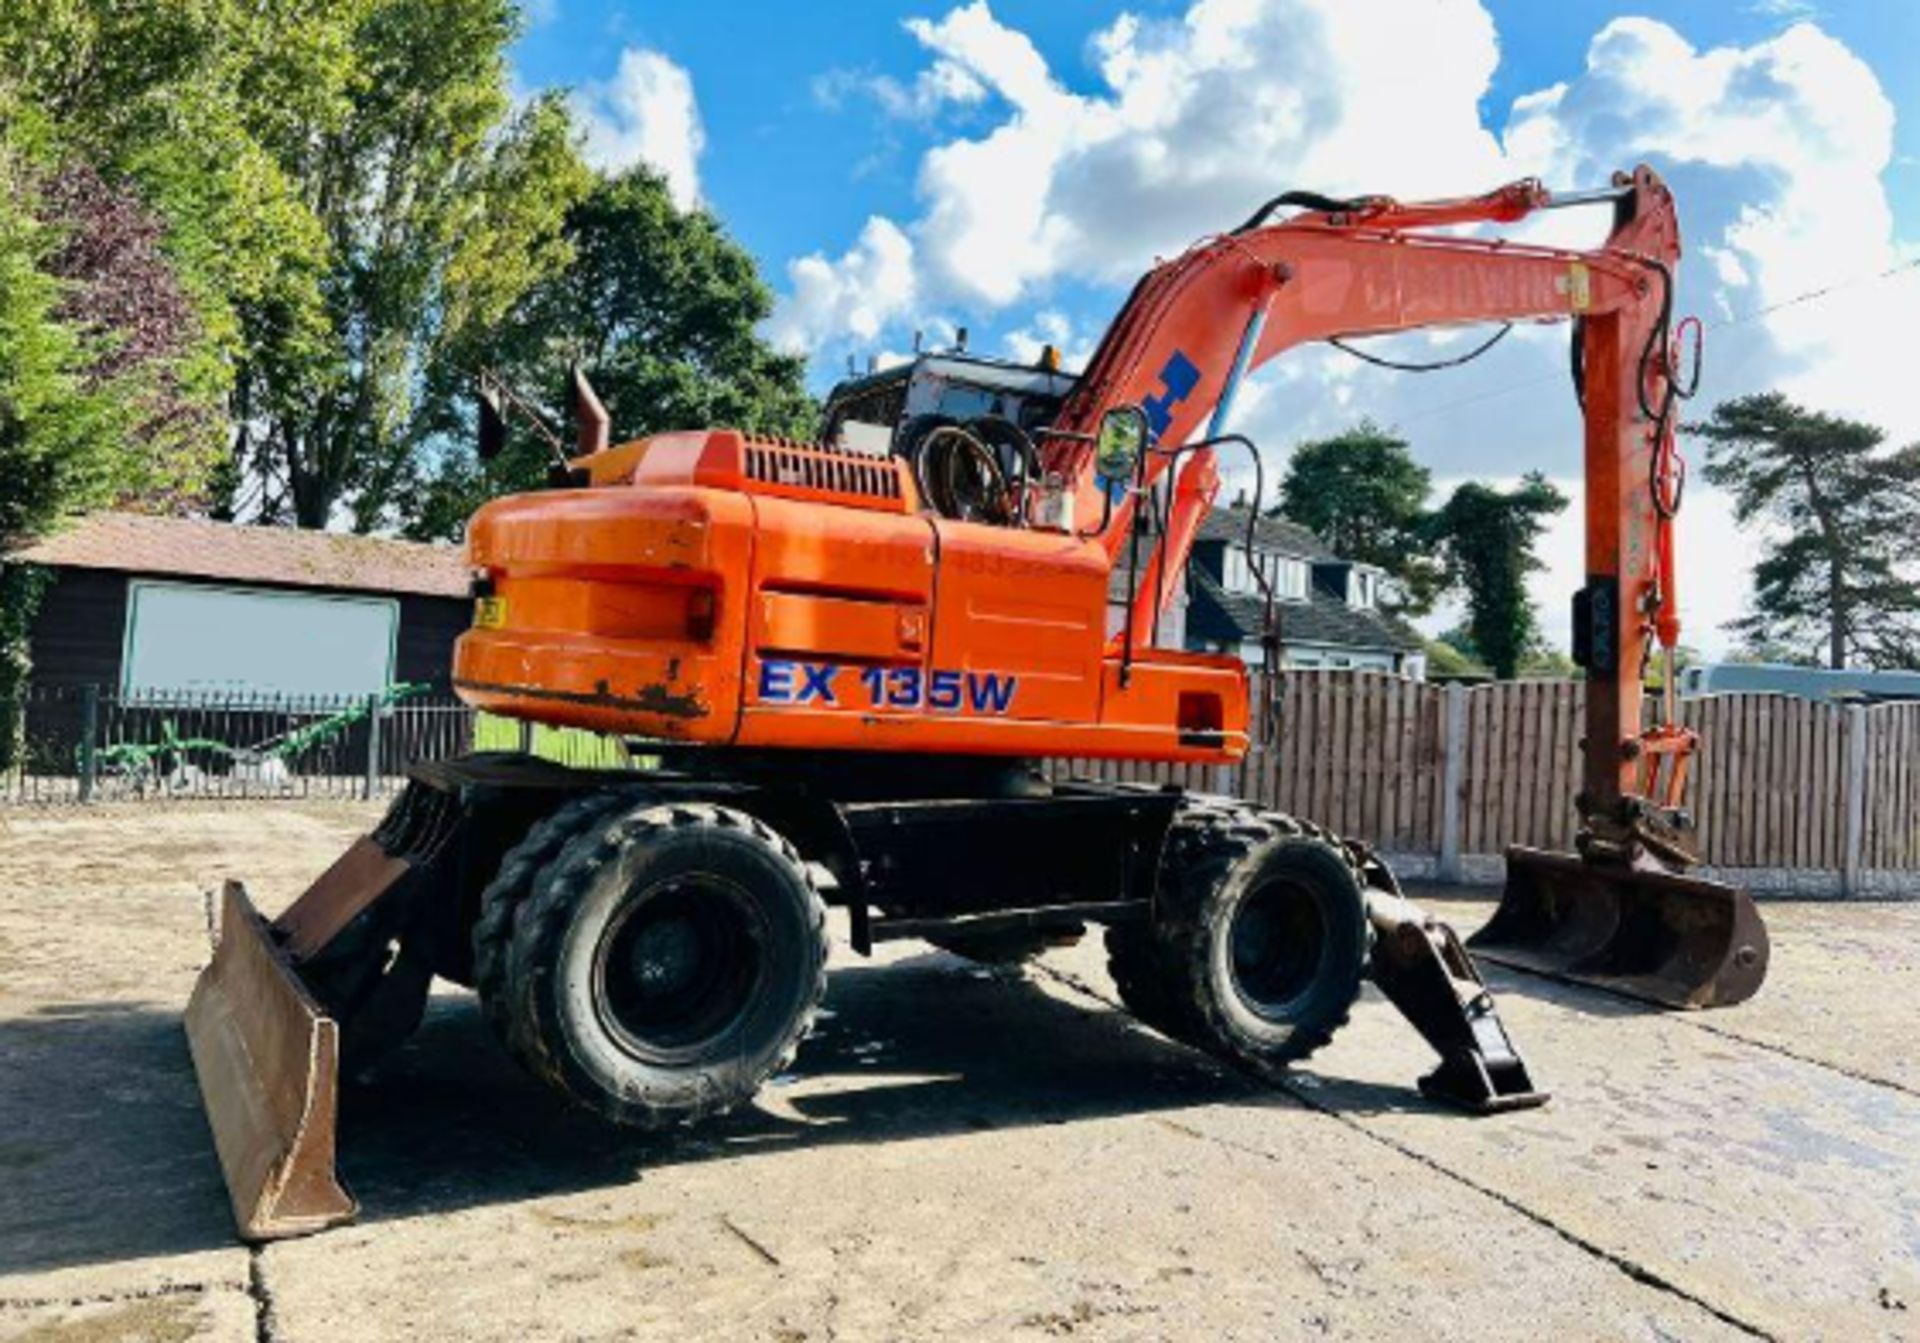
[
  {"xmin": 185, "ymin": 882, "xmax": 357, "ymax": 1240},
  {"xmin": 1468, "ymin": 847, "xmax": 1770, "ymax": 1009}
]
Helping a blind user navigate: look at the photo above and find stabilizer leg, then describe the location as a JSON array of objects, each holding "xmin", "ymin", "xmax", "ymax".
[{"xmin": 1366, "ymin": 891, "xmax": 1548, "ymax": 1114}]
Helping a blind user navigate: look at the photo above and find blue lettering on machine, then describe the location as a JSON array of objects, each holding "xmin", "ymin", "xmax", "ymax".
[{"xmin": 757, "ymin": 659, "xmax": 1019, "ymax": 715}]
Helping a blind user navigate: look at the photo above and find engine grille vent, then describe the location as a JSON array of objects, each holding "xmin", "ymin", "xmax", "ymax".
[{"xmin": 743, "ymin": 440, "xmax": 907, "ymax": 504}]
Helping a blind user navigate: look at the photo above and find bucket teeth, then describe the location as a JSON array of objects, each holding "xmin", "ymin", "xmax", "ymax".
[{"xmin": 1469, "ymin": 846, "xmax": 1770, "ymax": 1009}]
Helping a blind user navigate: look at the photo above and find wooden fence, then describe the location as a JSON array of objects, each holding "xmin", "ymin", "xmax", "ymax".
[
  {"xmin": 12, "ymin": 672, "xmax": 1915, "ymax": 886},
  {"xmin": 1056, "ymin": 671, "xmax": 1920, "ymax": 886}
]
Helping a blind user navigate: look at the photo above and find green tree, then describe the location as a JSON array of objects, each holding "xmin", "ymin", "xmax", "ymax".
[
  {"xmin": 1, "ymin": 0, "xmax": 591, "ymax": 532},
  {"xmin": 1431, "ymin": 473, "xmax": 1568, "ymax": 679},
  {"xmin": 0, "ymin": 159, "xmax": 124, "ymax": 554},
  {"xmin": 0, "ymin": 149, "xmax": 219, "ymax": 554},
  {"xmin": 1691, "ymin": 392, "xmax": 1920, "ymax": 669},
  {"xmin": 403, "ymin": 166, "xmax": 816, "ymax": 540},
  {"xmin": 0, "ymin": 0, "xmax": 351, "ymax": 438},
  {"xmin": 0, "ymin": 147, "xmax": 208, "ymax": 764},
  {"xmin": 1276, "ymin": 420, "xmax": 1442, "ymax": 614},
  {"xmin": 230, "ymin": 2, "xmax": 591, "ymax": 529},
  {"xmin": 1423, "ymin": 637, "xmax": 1486, "ymax": 680}
]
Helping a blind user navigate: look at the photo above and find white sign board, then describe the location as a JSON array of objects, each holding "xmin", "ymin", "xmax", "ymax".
[{"xmin": 122, "ymin": 580, "xmax": 399, "ymax": 699}]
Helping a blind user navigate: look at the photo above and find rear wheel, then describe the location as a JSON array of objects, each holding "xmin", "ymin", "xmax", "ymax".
[
  {"xmin": 472, "ymin": 789, "xmax": 636, "ymax": 1064},
  {"xmin": 506, "ymin": 802, "xmax": 828, "ymax": 1127},
  {"xmin": 1113, "ymin": 802, "xmax": 1371, "ymax": 1079}
]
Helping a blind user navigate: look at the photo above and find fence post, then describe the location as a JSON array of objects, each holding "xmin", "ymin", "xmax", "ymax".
[
  {"xmin": 1438, "ymin": 681, "xmax": 1467, "ymax": 883},
  {"xmin": 78, "ymin": 684, "xmax": 99, "ymax": 804},
  {"xmin": 1842, "ymin": 703, "xmax": 1869, "ymax": 897},
  {"xmin": 364, "ymin": 692, "xmax": 382, "ymax": 801},
  {"xmin": 517, "ymin": 719, "xmax": 534, "ymax": 757},
  {"xmin": 1214, "ymin": 761, "xmax": 1238, "ymax": 798}
]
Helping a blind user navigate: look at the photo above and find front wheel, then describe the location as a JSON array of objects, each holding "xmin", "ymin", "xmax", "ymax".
[
  {"xmin": 506, "ymin": 802, "xmax": 828, "ymax": 1127},
  {"xmin": 1129, "ymin": 806, "xmax": 1371, "ymax": 1079}
]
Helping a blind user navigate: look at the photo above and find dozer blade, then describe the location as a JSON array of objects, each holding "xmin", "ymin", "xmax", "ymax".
[
  {"xmin": 184, "ymin": 882, "xmax": 357, "ymax": 1241},
  {"xmin": 1469, "ymin": 846, "xmax": 1770, "ymax": 1009}
]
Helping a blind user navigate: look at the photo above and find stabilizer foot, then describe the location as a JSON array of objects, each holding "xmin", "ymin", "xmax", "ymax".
[{"xmin": 1366, "ymin": 892, "xmax": 1548, "ymax": 1115}]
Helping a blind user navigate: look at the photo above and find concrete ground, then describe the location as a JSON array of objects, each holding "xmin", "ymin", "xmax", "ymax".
[{"xmin": 0, "ymin": 804, "xmax": 1915, "ymax": 1342}]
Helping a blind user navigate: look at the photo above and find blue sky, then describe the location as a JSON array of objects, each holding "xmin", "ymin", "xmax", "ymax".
[
  {"xmin": 512, "ymin": 1, "xmax": 1919, "ymax": 654},
  {"xmin": 514, "ymin": 2, "xmax": 1918, "ymax": 291}
]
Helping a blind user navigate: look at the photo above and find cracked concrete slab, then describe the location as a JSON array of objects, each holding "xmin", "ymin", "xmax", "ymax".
[
  {"xmin": 1045, "ymin": 894, "xmax": 1920, "ymax": 1341},
  {"xmin": 0, "ymin": 1285, "xmax": 254, "ymax": 1342},
  {"xmin": 2, "ymin": 805, "xmax": 1915, "ymax": 1341},
  {"xmin": 1415, "ymin": 890, "xmax": 1920, "ymax": 1099},
  {"xmin": 255, "ymin": 954, "xmax": 1747, "ymax": 1342}
]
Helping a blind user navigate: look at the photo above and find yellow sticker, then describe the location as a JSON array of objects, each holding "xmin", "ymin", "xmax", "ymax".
[
  {"xmin": 474, "ymin": 596, "xmax": 507, "ymax": 629},
  {"xmin": 1568, "ymin": 261, "xmax": 1591, "ymax": 311}
]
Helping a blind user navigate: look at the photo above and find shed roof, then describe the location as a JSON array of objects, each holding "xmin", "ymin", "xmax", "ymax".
[{"xmin": 16, "ymin": 513, "xmax": 468, "ymax": 599}]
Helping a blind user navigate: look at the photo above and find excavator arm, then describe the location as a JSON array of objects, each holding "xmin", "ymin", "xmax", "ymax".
[{"xmin": 1052, "ymin": 165, "xmax": 1766, "ymax": 1010}]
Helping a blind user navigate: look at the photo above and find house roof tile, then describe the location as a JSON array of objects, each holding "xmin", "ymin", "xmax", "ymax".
[{"xmin": 1187, "ymin": 569, "xmax": 1424, "ymax": 654}]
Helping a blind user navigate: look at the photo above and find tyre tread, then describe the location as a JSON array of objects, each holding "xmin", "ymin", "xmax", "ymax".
[
  {"xmin": 1107, "ymin": 794, "xmax": 1376, "ymax": 1080},
  {"xmin": 508, "ymin": 801, "xmax": 828, "ymax": 1129}
]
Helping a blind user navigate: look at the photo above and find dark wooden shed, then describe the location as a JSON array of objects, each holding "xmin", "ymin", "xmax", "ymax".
[{"xmin": 16, "ymin": 513, "xmax": 471, "ymax": 695}]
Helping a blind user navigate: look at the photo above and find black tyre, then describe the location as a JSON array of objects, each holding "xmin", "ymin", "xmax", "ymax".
[
  {"xmin": 1103, "ymin": 921, "xmax": 1196, "ymax": 1042},
  {"xmin": 1104, "ymin": 797, "xmax": 1249, "ymax": 1044},
  {"xmin": 472, "ymin": 789, "xmax": 636, "ymax": 1061},
  {"xmin": 507, "ymin": 802, "xmax": 828, "ymax": 1127},
  {"xmin": 1140, "ymin": 803, "xmax": 1371, "ymax": 1079}
]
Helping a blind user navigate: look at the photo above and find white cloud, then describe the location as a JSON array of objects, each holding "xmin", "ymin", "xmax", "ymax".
[
  {"xmin": 773, "ymin": 1, "xmax": 1911, "ymax": 655},
  {"xmin": 1511, "ymin": 20, "xmax": 1911, "ymax": 439},
  {"xmin": 573, "ymin": 48, "xmax": 705, "ymax": 210},
  {"xmin": 817, "ymin": 59, "xmax": 990, "ymax": 120},
  {"xmin": 766, "ymin": 216, "xmax": 920, "ymax": 355},
  {"xmin": 1001, "ymin": 309, "xmax": 1100, "ymax": 368},
  {"xmin": 1748, "ymin": 0, "xmax": 1820, "ymax": 19}
]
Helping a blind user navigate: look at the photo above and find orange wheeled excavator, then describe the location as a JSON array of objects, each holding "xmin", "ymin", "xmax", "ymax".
[{"xmin": 186, "ymin": 164, "xmax": 1768, "ymax": 1240}]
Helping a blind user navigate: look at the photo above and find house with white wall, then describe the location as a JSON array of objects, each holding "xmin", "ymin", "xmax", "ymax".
[{"xmin": 1183, "ymin": 504, "xmax": 1426, "ymax": 678}]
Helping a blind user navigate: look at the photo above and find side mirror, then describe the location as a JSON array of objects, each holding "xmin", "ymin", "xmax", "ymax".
[
  {"xmin": 1094, "ymin": 404, "xmax": 1149, "ymax": 485},
  {"xmin": 476, "ymin": 375, "xmax": 507, "ymax": 462}
]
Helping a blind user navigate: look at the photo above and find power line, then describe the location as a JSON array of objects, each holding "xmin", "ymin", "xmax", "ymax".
[
  {"xmin": 1705, "ymin": 256, "xmax": 1920, "ymax": 331},
  {"xmin": 1388, "ymin": 255, "xmax": 1920, "ymax": 426}
]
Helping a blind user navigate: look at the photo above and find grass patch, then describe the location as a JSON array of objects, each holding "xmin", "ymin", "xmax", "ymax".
[{"xmin": 473, "ymin": 713, "xmax": 632, "ymax": 769}]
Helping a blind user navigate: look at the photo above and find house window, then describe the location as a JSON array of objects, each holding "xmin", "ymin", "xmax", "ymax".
[
  {"xmin": 1225, "ymin": 548, "xmax": 1309, "ymax": 601},
  {"xmin": 1349, "ymin": 570, "xmax": 1378, "ymax": 609},
  {"xmin": 1223, "ymin": 546, "xmax": 1253, "ymax": 595},
  {"xmin": 1274, "ymin": 557, "xmax": 1308, "ymax": 602}
]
